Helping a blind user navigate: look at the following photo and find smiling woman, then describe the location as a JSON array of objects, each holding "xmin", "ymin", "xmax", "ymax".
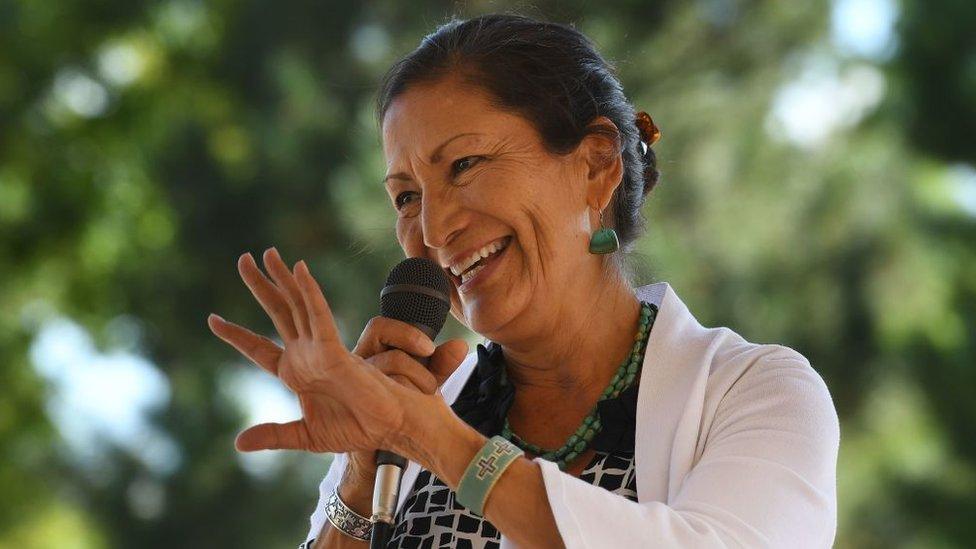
[
  {"xmin": 206, "ymin": 12, "xmax": 839, "ymax": 549},
  {"xmin": 379, "ymin": 74, "xmax": 651, "ymax": 340}
]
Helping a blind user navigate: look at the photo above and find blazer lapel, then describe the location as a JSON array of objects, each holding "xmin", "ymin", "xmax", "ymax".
[{"xmin": 633, "ymin": 282, "xmax": 716, "ymax": 503}]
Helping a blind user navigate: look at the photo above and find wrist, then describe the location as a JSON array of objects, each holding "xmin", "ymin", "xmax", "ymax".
[
  {"xmin": 343, "ymin": 454, "xmax": 377, "ymax": 486},
  {"xmin": 392, "ymin": 394, "xmax": 486, "ymax": 490},
  {"xmin": 435, "ymin": 419, "xmax": 488, "ymax": 490},
  {"xmin": 338, "ymin": 462, "xmax": 374, "ymax": 516}
]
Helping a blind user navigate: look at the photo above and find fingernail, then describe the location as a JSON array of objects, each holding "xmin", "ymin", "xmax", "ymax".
[{"xmin": 208, "ymin": 313, "xmax": 224, "ymax": 323}]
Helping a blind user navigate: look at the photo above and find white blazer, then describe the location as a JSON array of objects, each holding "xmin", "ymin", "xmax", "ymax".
[{"xmin": 304, "ymin": 282, "xmax": 840, "ymax": 548}]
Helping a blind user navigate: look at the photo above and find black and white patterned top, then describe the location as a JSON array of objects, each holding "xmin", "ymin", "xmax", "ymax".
[
  {"xmin": 387, "ymin": 339, "xmax": 644, "ymax": 548},
  {"xmin": 388, "ymin": 451, "xmax": 638, "ymax": 548}
]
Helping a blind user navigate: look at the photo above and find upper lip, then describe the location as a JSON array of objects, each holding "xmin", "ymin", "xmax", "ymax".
[{"xmin": 440, "ymin": 236, "xmax": 511, "ymax": 275}]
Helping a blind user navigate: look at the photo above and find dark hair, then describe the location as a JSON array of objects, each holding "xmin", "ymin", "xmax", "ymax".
[{"xmin": 376, "ymin": 14, "xmax": 660, "ymax": 261}]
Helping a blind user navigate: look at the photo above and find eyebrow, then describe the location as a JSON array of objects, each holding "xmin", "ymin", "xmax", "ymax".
[{"xmin": 382, "ymin": 132, "xmax": 483, "ymax": 188}]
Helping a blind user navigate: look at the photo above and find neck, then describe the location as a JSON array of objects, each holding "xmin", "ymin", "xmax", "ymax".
[{"xmin": 490, "ymin": 264, "xmax": 642, "ymax": 422}]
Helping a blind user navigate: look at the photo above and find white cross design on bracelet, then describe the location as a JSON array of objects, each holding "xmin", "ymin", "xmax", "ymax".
[{"xmin": 476, "ymin": 439, "xmax": 511, "ymax": 479}]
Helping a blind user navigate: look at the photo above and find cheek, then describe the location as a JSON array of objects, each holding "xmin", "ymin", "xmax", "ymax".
[
  {"xmin": 396, "ymin": 218, "xmax": 425, "ymax": 257},
  {"xmin": 501, "ymin": 164, "xmax": 581, "ymax": 229}
]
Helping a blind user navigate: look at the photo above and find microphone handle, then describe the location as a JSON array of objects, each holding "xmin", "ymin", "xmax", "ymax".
[
  {"xmin": 369, "ymin": 522, "xmax": 393, "ymax": 549},
  {"xmin": 375, "ymin": 450, "xmax": 407, "ymax": 468}
]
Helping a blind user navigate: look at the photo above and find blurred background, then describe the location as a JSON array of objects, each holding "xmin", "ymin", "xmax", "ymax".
[{"xmin": 1, "ymin": 0, "xmax": 974, "ymax": 547}]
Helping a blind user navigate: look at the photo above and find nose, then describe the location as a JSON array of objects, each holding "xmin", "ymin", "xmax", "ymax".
[{"xmin": 420, "ymin": 186, "xmax": 463, "ymax": 251}]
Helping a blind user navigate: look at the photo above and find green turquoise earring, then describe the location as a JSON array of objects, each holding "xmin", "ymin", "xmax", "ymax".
[{"xmin": 588, "ymin": 209, "xmax": 619, "ymax": 254}]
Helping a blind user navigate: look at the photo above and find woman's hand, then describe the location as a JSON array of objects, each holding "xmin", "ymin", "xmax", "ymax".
[
  {"xmin": 345, "ymin": 317, "xmax": 470, "ymax": 483},
  {"xmin": 208, "ymin": 248, "xmax": 403, "ymax": 453},
  {"xmin": 206, "ymin": 247, "xmax": 467, "ymax": 457}
]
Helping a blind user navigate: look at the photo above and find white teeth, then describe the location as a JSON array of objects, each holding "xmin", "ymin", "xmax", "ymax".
[
  {"xmin": 460, "ymin": 262, "xmax": 487, "ymax": 284},
  {"xmin": 448, "ymin": 237, "xmax": 508, "ymax": 277}
]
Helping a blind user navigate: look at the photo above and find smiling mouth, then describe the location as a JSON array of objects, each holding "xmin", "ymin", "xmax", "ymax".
[{"xmin": 446, "ymin": 235, "xmax": 512, "ymax": 288}]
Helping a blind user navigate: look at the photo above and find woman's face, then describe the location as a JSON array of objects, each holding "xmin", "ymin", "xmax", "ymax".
[{"xmin": 381, "ymin": 75, "xmax": 606, "ymax": 338}]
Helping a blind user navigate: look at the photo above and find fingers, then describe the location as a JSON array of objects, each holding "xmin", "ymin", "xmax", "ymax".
[
  {"xmin": 238, "ymin": 253, "xmax": 300, "ymax": 341},
  {"xmin": 293, "ymin": 260, "xmax": 343, "ymax": 345},
  {"xmin": 368, "ymin": 349, "xmax": 438, "ymax": 394},
  {"xmin": 389, "ymin": 374, "xmax": 417, "ymax": 391},
  {"xmin": 236, "ymin": 419, "xmax": 312, "ymax": 452},
  {"xmin": 428, "ymin": 339, "xmax": 470, "ymax": 386},
  {"xmin": 262, "ymin": 248, "xmax": 311, "ymax": 338},
  {"xmin": 352, "ymin": 316, "xmax": 436, "ymax": 360},
  {"xmin": 208, "ymin": 314, "xmax": 283, "ymax": 376}
]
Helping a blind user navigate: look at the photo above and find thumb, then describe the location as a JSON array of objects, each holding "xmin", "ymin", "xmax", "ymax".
[
  {"xmin": 235, "ymin": 419, "xmax": 312, "ymax": 452},
  {"xmin": 428, "ymin": 339, "xmax": 469, "ymax": 387}
]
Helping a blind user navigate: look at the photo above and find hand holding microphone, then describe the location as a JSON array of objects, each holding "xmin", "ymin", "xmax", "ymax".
[
  {"xmin": 206, "ymin": 248, "xmax": 467, "ymax": 547},
  {"xmin": 206, "ymin": 248, "xmax": 466, "ymax": 450},
  {"xmin": 337, "ymin": 316, "xmax": 469, "ymax": 520},
  {"xmin": 366, "ymin": 257, "xmax": 460, "ymax": 548}
]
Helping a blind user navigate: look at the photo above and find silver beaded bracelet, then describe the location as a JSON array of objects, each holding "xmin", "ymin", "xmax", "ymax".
[{"xmin": 325, "ymin": 485, "xmax": 372, "ymax": 541}]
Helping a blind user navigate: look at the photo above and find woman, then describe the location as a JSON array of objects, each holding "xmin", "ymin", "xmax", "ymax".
[{"xmin": 207, "ymin": 14, "xmax": 840, "ymax": 548}]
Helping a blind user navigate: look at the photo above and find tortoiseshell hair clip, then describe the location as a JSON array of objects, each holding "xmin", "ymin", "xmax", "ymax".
[{"xmin": 635, "ymin": 111, "xmax": 661, "ymax": 154}]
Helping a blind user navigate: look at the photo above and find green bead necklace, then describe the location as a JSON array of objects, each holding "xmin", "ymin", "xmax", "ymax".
[{"xmin": 500, "ymin": 300, "xmax": 657, "ymax": 470}]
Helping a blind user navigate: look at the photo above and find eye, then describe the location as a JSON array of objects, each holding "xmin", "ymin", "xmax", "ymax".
[
  {"xmin": 451, "ymin": 155, "xmax": 483, "ymax": 176},
  {"xmin": 394, "ymin": 191, "xmax": 419, "ymax": 210}
]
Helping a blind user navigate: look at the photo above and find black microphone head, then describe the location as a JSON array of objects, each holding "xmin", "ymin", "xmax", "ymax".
[{"xmin": 380, "ymin": 257, "xmax": 452, "ymax": 339}]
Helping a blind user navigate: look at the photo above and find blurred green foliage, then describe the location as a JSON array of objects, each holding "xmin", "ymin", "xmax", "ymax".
[{"xmin": 1, "ymin": 0, "xmax": 973, "ymax": 547}]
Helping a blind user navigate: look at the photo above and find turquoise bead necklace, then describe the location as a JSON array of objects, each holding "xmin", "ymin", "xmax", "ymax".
[{"xmin": 500, "ymin": 300, "xmax": 657, "ymax": 470}]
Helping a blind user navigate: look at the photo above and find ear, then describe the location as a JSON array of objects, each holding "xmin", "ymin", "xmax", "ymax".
[{"xmin": 575, "ymin": 116, "xmax": 624, "ymax": 218}]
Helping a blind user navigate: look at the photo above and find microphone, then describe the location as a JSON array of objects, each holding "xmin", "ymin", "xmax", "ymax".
[{"xmin": 370, "ymin": 257, "xmax": 452, "ymax": 549}]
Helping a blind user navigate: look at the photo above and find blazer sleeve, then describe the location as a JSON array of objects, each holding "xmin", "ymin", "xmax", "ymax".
[{"xmin": 525, "ymin": 356, "xmax": 840, "ymax": 549}]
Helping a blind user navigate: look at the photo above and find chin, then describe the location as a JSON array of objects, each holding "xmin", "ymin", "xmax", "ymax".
[{"xmin": 460, "ymin": 291, "xmax": 523, "ymax": 342}]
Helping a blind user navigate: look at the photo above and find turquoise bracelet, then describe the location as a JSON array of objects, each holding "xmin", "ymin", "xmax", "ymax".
[{"xmin": 456, "ymin": 435, "xmax": 525, "ymax": 516}]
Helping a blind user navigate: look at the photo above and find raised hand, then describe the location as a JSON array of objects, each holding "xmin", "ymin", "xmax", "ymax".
[{"xmin": 207, "ymin": 247, "xmax": 429, "ymax": 454}]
